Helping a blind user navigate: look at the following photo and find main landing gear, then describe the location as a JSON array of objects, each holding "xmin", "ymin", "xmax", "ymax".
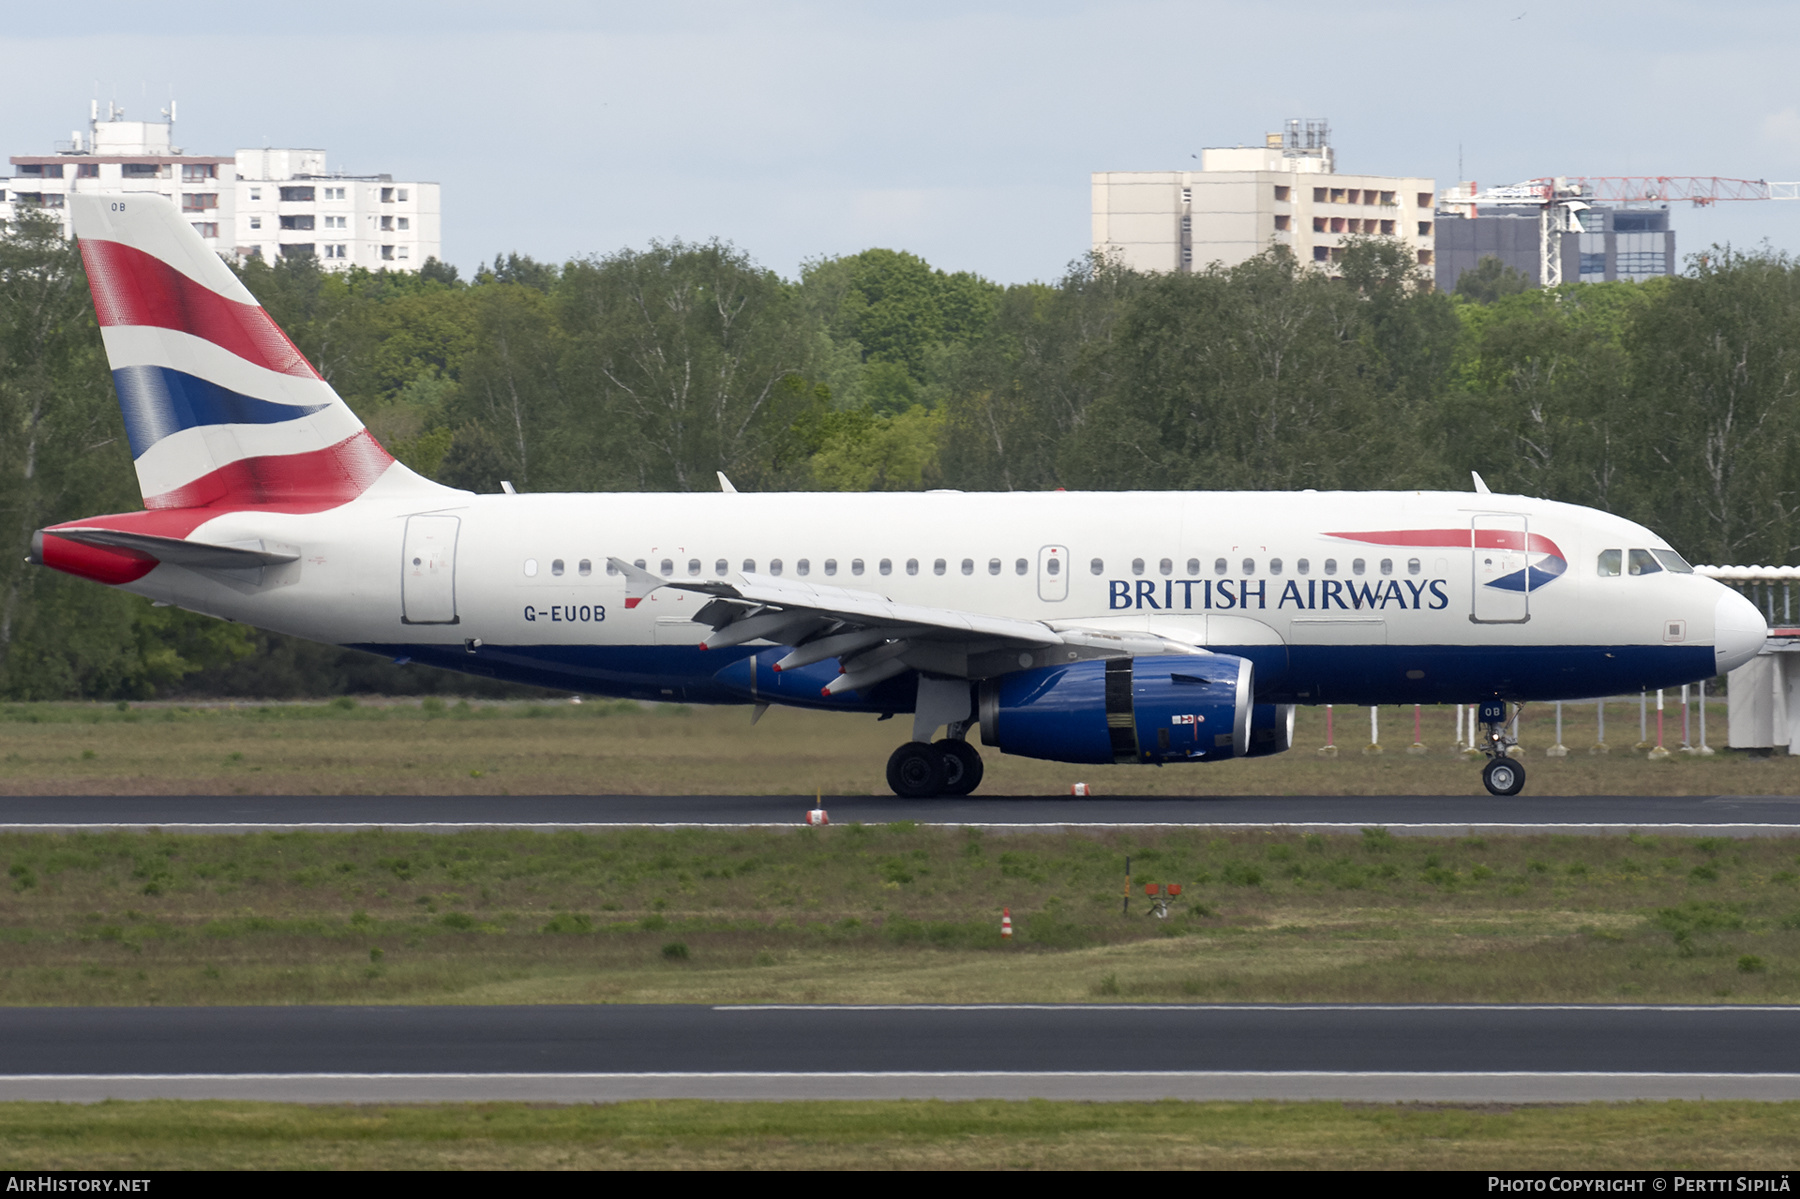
[
  {"xmin": 886, "ymin": 737, "xmax": 984, "ymax": 799},
  {"xmin": 1477, "ymin": 700, "xmax": 1527, "ymax": 796}
]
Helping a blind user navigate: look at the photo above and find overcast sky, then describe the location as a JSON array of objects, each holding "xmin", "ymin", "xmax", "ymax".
[{"xmin": 6, "ymin": 1, "xmax": 1798, "ymax": 283}]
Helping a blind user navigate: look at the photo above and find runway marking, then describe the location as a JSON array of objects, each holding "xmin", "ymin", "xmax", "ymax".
[
  {"xmin": 4, "ymin": 821, "xmax": 1800, "ymax": 835},
  {"xmin": 4, "ymin": 1071, "xmax": 1799, "ymax": 1081},
  {"xmin": 712, "ymin": 1003, "xmax": 1800, "ymax": 1013},
  {"xmin": 4, "ymin": 1071, "xmax": 1797, "ymax": 1103}
]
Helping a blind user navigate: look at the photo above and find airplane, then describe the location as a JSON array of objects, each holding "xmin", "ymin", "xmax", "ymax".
[{"xmin": 28, "ymin": 195, "xmax": 1770, "ymax": 798}]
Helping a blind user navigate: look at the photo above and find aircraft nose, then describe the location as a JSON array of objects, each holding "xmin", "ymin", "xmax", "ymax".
[{"xmin": 1714, "ymin": 587, "xmax": 1769, "ymax": 674}]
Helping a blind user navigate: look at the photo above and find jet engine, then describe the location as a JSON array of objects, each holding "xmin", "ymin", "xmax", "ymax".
[
  {"xmin": 977, "ymin": 654, "xmax": 1253, "ymax": 765},
  {"xmin": 1246, "ymin": 703, "xmax": 1297, "ymax": 758}
]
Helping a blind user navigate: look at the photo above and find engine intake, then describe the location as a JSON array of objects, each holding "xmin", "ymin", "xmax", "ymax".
[{"xmin": 978, "ymin": 654, "xmax": 1253, "ymax": 765}]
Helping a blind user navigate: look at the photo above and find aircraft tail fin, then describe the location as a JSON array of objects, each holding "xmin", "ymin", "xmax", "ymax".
[{"xmin": 70, "ymin": 193, "xmax": 445, "ymax": 512}]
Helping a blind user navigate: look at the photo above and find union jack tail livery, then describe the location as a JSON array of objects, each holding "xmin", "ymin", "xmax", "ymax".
[{"xmin": 70, "ymin": 194, "xmax": 433, "ymax": 512}]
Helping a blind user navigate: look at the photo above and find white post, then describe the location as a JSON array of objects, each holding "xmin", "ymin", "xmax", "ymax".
[
  {"xmin": 1680, "ymin": 683, "xmax": 1692, "ymax": 751},
  {"xmin": 1698, "ymin": 678, "xmax": 1712, "ymax": 754},
  {"xmin": 1548, "ymin": 700, "xmax": 1567, "ymax": 756},
  {"xmin": 1363, "ymin": 705, "xmax": 1382, "ymax": 755},
  {"xmin": 1455, "ymin": 702, "xmax": 1464, "ymax": 749},
  {"xmin": 1638, "ymin": 689, "xmax": 1649, "ymax": 750},
  {"xmin": 1596, "ymin": 698, "xmax": 1606, "ymax": 752}
]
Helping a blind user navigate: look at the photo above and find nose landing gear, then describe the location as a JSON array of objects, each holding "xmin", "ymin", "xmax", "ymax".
[{"xmin": 1477, "ymin": 699, "xmax": 1526, "ymax": 796}]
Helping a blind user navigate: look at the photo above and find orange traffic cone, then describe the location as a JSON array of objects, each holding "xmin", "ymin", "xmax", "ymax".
[{"xmin": 1001, "ymin": 907, "xmax": 1013, "ymax": 940}]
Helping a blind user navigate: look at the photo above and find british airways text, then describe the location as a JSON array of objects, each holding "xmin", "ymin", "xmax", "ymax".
[{"xmin": 1108, "ymin": 578, "xmax": 1451, "ymax": 611}]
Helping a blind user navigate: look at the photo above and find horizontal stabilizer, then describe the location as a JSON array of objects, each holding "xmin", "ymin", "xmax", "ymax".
[{"xmin": 44, "ymin": 527, "xmax": 299, "ymax": 569}]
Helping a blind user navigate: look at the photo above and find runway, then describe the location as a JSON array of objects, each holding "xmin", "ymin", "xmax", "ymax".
[
  {"xmin": 4, "ymin": 792, "xmax": 1800, "ymax": 835},
  {"xmin": 1, "ymin": 1003, "xmax": 1798, "ymax": 1102}
]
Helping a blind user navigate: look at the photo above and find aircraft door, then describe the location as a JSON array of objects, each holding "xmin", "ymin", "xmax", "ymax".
[
  {"xmin": 1471, "ymin": 514, "xmax": 1529, "ymax": 624},
  {"xmin": 1037, "ymin": 545, "xmax": 1068, "ymax": 602},
  {"xmin": 401, "ymin": 515, "xmax": 461, "ymax": 625}
]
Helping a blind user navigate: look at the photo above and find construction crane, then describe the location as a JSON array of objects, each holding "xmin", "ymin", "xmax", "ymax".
[{"xmin": 1439, "ymin": 177, "xmax": 1800, "ymax": 286}]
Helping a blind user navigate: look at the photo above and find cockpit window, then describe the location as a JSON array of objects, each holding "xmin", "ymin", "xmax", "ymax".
[
  {"xmin": 1597, "ymin": 549, "xmax": 1621, "ymax": 577},
  {"xmin": 1627, "ymin": 549, "xmax": 1662, "ymax": 576},
  {"xmin": 1652, "ymin": 549, "xmax": 1694, "ymax": 574}
]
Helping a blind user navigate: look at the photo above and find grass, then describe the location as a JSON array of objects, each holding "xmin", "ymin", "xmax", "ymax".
[
  {"xmin": 2, "ymin": 1098, "xmax": 1799, "ymax": 1169},
  {"xmin": 6, "ymin": 825, "xmax": 1800, "ymax": 1005},
  {"xmin": 0, "ymin": 697, "xmax": 1781, "ymax": 796}
]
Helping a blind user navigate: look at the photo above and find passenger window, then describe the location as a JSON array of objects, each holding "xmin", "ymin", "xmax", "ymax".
[
  {"xmin": 713, "ymin": 559, "xmax": 726, "ymax": 575},
  {"xmin": 906, "ymin": 559, "xmax": 918, "ymax": 576},
  {"xmin": 742, "ymin": 559, "xmax": 756, "ymax": 573},
  {"xmin": 1090, "ymin": 558, "xmax": 1104, "ymax": 575},
  {"xmin": 1159, "ymin": 558, "xmax": 1173, "ymax": 576},
  {"xmin": 823, "ymin": 559, "xmax": 837, "ymax": 576},
  {"xmin": 1323, "ymin": 559, "xmax": 1337, "ymax": 576},
  {"xmin": 1652, "ymin": 549, "xmax": 1694, "ymax": 574},
  {"xmin": 769, "ymin": 558, "xmax": 783, "ymax": 576},
  {"xmin": 1132, "ymin": 558, "xmax": 1145, "ymax": 576},
  {"xmin": 988, "ymin": 558, "xmax": 1001, "ymax": 575},
  {"xmin": 551, "ymin": 559, "xmax": 565, "ymax": 577},
  {"xmin": 1269, "ymin": 558, "xmax": 1283, "ymax": 575},
  {"xmin": 797, "ymin": 559, "xmax": 810, "ymax": 576},
  {"xmin": 1379, "ymin": 558, "xmax": 1392, "ymax": 576},
  {"xmin": 1214, "ymin": 558, "xmax": 1228, "ymax": 575},
  {"xmin": 606, "ymin": 561, "xmax": 619, "ymax": 576},
  {"xmin": 933, "ymin": 559, "xmax": 947, "ymax": 576},
  {"xmin": 1241, "ymin": 558, "xmax": 1255, "ymax": 575},
  {"xmin": 1407, "ymin": 558, "xmax": 1420, "ymax": 576},
  {"xmin": 1628, "ymin": 549, "xmax": 1661, "ymax": 576},
  {"xmin": 1597, "ymin": 549, "xmax": 1621, "ymax": 577},
  {"xmin": 1186, "ymin": 558, "xmax": 1200, "ymax": 575},
  {"xmin": 687, "ymin": 559, "xmax": 701, "ymax": 576},
  {"xmin": 1016, "ymin": 558, "xmax": 1029, "ymax": 575},
  {"xmin": 1297, "ymin": 558, "xmax": 1310, "ymax": 576},
  {"xmin": 659, "ymin": 559, "xmax": 673, "ymax": 576},
  {"xmin": 1352, "ymin": 558, "xmax": 1365, "ymax": 576},
  {"xmin": 633, "ymin": 559, "xmax": 646, "ymax": 570},
  {"xmin": 852, "ymin": 559, "xmax": 865, "ymax": 576},
  {"xmin": 880, "ymin": 559, "xmax": 892, "ymax": 576},
  {"xmin": 961, "ymin": 558, "xmax": 974, "ymax": 575},
  {"xmin": 523, "ymin": 558, "xmax": 538, "ymax": 577},
  {"xmin": 579, "ymin": 559, "xmax": 592, "ymax": 577}
]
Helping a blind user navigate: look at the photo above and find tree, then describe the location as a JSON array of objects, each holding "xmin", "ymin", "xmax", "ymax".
[
  {"xmin": 554, "ymin": 240, "xmax": 824, "ymax": 491},
  {"xmin": 1622, "ymin": 248, "xmax": 1800, "ymax": 563},
  {"xmin": 1455, "ymin": 254, "xmax": 1533, "ymax": 304}
]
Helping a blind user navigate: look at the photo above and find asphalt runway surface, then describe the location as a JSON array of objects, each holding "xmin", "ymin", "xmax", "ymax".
[
  {"xmin": 4, "ymin": 792, "xmax": 1800, "ymax": 835},
  {"xmin": 2, "ymin": 1004, "xmax": 1798, "ymax": 1102}
]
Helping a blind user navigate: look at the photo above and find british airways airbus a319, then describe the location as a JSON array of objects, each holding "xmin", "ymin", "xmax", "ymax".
[{"xmin": 29, "ymin": 196, "xmax": 1769, "ymax": 797}]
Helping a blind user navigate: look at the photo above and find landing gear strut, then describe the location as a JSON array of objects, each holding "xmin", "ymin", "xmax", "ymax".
[
  {"xmin": 885, "ymin": 733, "xmax": 985, "ymax": 798},
  {"xmin": 1477, "ymin": 700, "xmax": 1527, "ymax": 796}
]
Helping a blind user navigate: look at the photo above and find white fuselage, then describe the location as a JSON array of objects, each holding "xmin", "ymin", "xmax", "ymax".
[{"xmin": 108, "ymin": 485, "xmax": 1764, "ymax": 710}]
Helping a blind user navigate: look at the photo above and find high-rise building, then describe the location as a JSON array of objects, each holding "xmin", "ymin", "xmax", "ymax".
[
  {"xmin": 2, "ymin": 103, "xmax": 441, "ymax": 272},
  {"xmin": 1091, "ymin": 120, "xmax": 1436, "ymax": 277}
]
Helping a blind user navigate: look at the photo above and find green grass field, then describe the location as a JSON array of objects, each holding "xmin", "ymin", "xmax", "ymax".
[
  {"xmin": 4, "ymin": 823, "xmax": 1798, "ymax": 1005},
  {"xmin": 4, "ymin": 1098, "xmax": 1799, "ymax": 1170},
  {"xmin": 0, "ymin": 696, "xmax": 1782, "ymax": 796},
  {"xmin": 4, "ymin": 700, "xmax": 1795, "ymax": 1171}
]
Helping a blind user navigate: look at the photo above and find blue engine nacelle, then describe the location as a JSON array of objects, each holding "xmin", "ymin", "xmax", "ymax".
[{"xmin": 977, "ymin": 654, "xmax": 1253, "ymax": 765}]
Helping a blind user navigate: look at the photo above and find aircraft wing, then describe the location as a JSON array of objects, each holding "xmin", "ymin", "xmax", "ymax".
[{"xmin": 607, "ymin": 557, "xmax": 1199, "ymax": 694}]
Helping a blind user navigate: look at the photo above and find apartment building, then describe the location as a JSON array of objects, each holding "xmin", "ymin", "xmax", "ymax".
[
  {"xmin": 2, "ymin": 103, "xmax": 441, "ymax": 272},
  {"xmin": 1092, "ymin": 119, "xmax": 1435, "ymax": 277}
]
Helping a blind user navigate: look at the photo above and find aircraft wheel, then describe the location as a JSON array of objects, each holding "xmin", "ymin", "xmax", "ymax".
[
  {"xmin": 1482, "ymin": 755, "xmax": 1526, "ymax": 797},
  {"xmin": 936, "ymin": 739, "xmax": 984, "ymax": 796},
  {"xmin": 887, "ymin": 741, "xmax": 947, "ymax": 799}
]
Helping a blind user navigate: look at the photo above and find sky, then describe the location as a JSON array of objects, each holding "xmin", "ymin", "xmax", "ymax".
[{"xmin": 6, "ymin": 1, "xmax": 1800, "ymax": 284}]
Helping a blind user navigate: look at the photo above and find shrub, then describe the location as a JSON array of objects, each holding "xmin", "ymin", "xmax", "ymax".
[
  {"xmin": 661, "ymin": 942, "xmax": 689, "ymax": 960},
  {"xmin": 1221, "ymin": 862, "xmax": 1264, "ymax": 887},
  {"xmin": 1360, "ymin": 827, "xmax": 1396, "ymax": 853},
  {"xmin": 540, "ymin": 912, "xmax": 593, "ymax": 934},
  {"xmin": 1738, "ymin": 955, "xmax": 1766, "ymax": 974},
  {"xmin": 638, "ymin": 914, "xmax": 667, "ymax": 931},
  {"xmin": 438, "ymin": 912, "xmax": 477, "ymax": 931}
]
